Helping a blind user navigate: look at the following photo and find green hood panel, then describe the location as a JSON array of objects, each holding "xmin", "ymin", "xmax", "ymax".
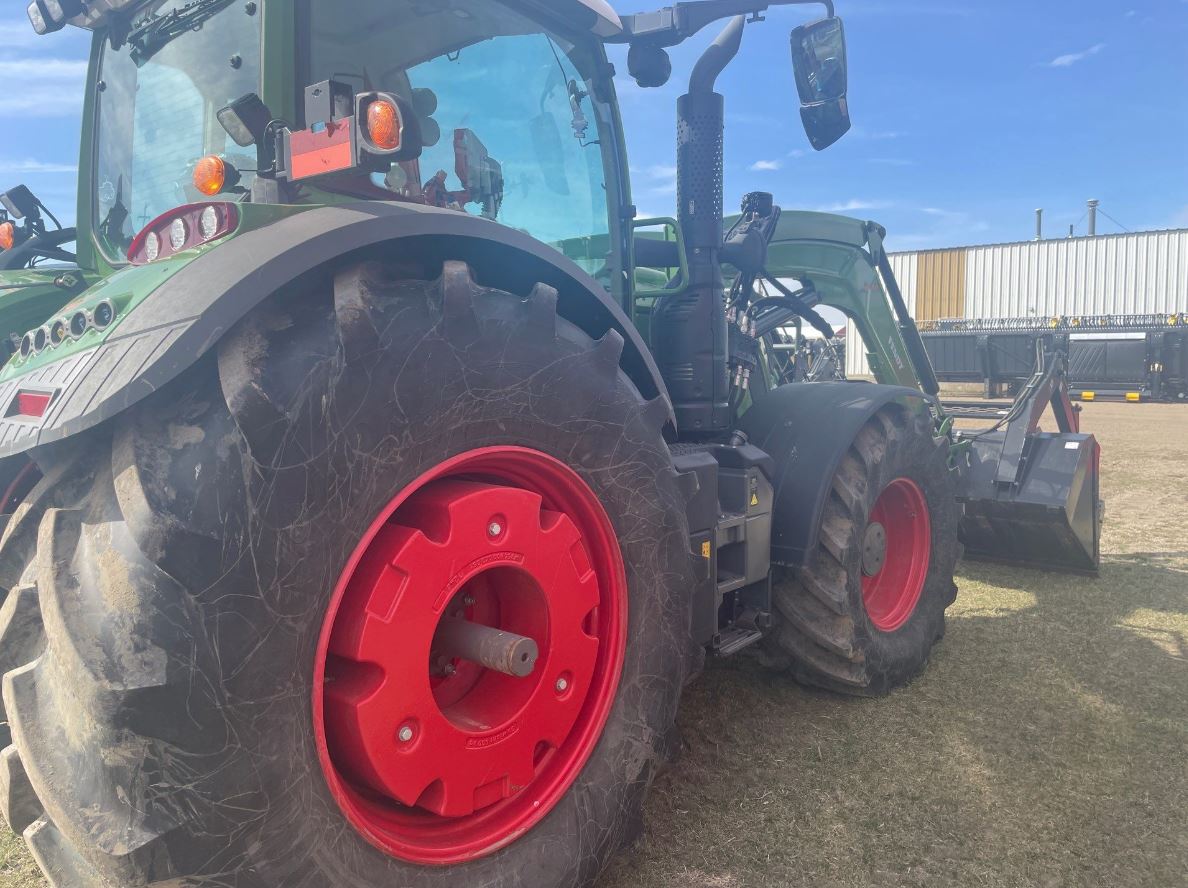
[
  {"xmin": 0, "ymin": 203, "xmax": 305, "ymax": 381},
  {"xmin": 0, "ymin": 268, "xmax": 92, "ymax": 353}
]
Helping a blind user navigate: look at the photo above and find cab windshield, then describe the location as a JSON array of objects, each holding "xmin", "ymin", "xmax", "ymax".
[
  {"xmin": 93, "ymin": 0, "xmax": 261, "ymax": 261},
  {"xmin": 304, "ymin": 0, "xmax": 614, "ymax": 278}
]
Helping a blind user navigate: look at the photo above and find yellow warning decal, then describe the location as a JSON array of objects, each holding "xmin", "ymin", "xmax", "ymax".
[
  {"xmin": 701, "ymin": 541, "xmax": 712, "ymax": 559},
  {"xmin": 750, "ymin": 493, "xmax": 760, "ymax": 507}
]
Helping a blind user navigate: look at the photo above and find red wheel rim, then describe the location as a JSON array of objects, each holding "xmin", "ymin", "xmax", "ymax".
[
  {"xmin": 313, "ymin": 447, "xmax": 627, "ymax": 866},
  {"xmin": 860, "ymin": 477, "xmax": 931, "ymax": 633}
]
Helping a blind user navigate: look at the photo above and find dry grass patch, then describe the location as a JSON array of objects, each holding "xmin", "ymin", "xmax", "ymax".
[{"xmin": 602, "ymin": 403, "xmax": 1188, "ymax": 888}]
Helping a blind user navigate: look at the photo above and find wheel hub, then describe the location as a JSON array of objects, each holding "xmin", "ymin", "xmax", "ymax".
[
  {"xmin": 861, "ymin": 522, "xmax": 887, "ymax": 576},
  {"xmin": 313, "ymin": 448, "xmax": 627, "ymax": 865},
  {"xmin": 860, "ymin": 478, "xmax": 932, "ymax": 633}
]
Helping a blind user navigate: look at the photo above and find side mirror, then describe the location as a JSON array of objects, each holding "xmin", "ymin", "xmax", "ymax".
[{"xmin": 790, "ymin": 17, "xmax": 851, "ymax": 151}]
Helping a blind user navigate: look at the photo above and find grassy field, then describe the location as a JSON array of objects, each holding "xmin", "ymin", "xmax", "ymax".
[{"xmin": 2, "ymin": 402, "xmax": 1185, "ymax": 887}]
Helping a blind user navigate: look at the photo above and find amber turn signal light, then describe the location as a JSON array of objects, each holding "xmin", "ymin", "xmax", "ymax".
[
  {"xmin": 193, "ymin": 155, "xmax": 229, "ymax": 196},
  {"xmin": 0, "ymin": 221, "xmax": 14, "ymax": 251},
  {"xmin": 366, "ymin": 99, "xmax": 402, "ymax": 151}
]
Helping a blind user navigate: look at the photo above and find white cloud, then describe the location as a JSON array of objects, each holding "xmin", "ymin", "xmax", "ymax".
[
  {"xmin": 749, "ymin": 159, "xmax": 782, "ymax": 172},
  {"xmin": 787, "ymin": 149, "xmax": 806, "ymax": 160},
  {"xmin": 0, "ymin": 59, "xmax": 87, "ymax": 78},
  {"xmin": 814, "ymin": 199, "xmax": 893, "ymax": 213},
  {"xmin": 0, "ymin": 59, "xmax": 87, "ymax": 116},
  {"xmin": 0, "ymin": 20, "xmax": 38, "ymax": 49},
  {"xmin": 0, "ymin": 159, "xmax": 77, "ymax": 174},
  {"xmin": 1048, "ymin": 43, "xmax": 1106, "ymax": 67},
  {"xmin": 885, "ymin": 208, "xmax": 991, "ymax": 251},
  {"xmin": 637, "ymin": 164, "xmax": 677, "ymax": 197}
]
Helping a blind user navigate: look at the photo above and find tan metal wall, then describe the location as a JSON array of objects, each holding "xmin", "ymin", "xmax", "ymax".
[{"xmin": 914, "ymin": 249, "xmax": 967, "ymax": 321}]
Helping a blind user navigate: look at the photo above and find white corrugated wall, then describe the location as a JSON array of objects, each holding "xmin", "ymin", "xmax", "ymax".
[
  {"xmin": 846, "ymin": 252, "xmax": 917, "ymax": 377},
  {"xmin": 963, "ymin": 230, "xmax": 1188, "ymax": 319},
  {"xmin": 843, "ymin": 229, "xmax": 1188, "ymax": 379}
]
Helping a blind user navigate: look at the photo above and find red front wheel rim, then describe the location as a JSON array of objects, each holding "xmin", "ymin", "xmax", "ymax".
[
  {"xmin": 313, "ymin": 447, "xmax": 628, "ymax": 865},
  {"xmin": 860, "ymin": 477, "xmax": 932, "ymax": 633}
]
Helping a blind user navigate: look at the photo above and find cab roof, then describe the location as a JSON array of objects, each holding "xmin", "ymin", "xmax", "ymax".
[
  {"xmin": 571, "ymin": 0, "xmax": 624, "ymax": 37},
  {"xmin": 49, "ymin": 0, "xmax": 624, "ymax": 38}
]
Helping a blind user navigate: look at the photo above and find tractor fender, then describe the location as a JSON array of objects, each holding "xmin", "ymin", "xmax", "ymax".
[
  {"xmin": 0, "ymin": 202, "xmax": 672, "ymax": 459},
  {"xmin": 738, "ymin": 382, "xmax": 934, "ymax": 566}
]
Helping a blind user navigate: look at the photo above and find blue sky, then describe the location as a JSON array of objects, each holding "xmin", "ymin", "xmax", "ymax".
[{"xmin": 2, "ymin": 0, "xmax": 1185, "ymax": 251}]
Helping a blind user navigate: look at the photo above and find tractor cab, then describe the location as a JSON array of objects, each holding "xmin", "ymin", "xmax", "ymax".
[
  {"xmin": 72, "ymin": 0, "xmax": 624, "ymax": 284},
  {"xmin": 297, "ymin": 0, "xmax": 616, "ymax": 277}
]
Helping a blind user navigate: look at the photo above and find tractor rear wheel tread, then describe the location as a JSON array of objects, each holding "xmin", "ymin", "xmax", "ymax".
[
  {"xmin": 0, "ymin": 743, "xmax": 38, "ymax": 834},
  {"xmin": 768, "ymin": 404, "xmax": 961, "ymax": 696},
  {"xmin": 0, "ymin": 255, "xmax": 693, "ymax": 887}
]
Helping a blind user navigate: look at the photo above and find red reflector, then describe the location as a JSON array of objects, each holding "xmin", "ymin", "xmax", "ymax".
[
  {"xmin": 16, "ymin": 391, "xmax": 52, "ymax": 418},
  {"xmin": 289, "ymin": 119, "xmax": 356, "ymax": 181}
]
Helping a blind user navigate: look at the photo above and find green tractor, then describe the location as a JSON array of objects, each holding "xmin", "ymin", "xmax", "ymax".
[{"xmin": 0, "ymin": 1, "xmax": 1101, "ymax": 885}]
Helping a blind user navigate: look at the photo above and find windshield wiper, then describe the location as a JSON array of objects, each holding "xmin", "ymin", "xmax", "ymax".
[{"xmin": 128, "ymin": 0, "xmax": 236, "ymax": 66}]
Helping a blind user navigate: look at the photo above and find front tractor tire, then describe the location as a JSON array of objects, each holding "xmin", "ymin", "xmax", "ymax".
[
  {"xmin": 0, "ymin": 258, "xmax": 694, "ymax": 887},
  {"xmin": 768, "ymin": 404, "xmax": 960, "ymax": 695}
]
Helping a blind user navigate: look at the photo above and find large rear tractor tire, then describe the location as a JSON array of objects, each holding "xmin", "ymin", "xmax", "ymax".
[
  {"xmin": 767, "ymin": 404, "xmax": 960, "ymax": 695},
  {"xmin": 0, "ymin": 258, "xmax": 695, "ymax": 887}
]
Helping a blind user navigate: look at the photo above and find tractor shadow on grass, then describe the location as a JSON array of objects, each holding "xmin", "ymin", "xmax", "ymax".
[{"xmin": 601, "ymin": 553, "xmax": 1188, "ymax": 888}]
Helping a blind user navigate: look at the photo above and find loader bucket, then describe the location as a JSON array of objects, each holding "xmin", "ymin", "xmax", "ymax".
[{"xmin": 957, "ymin": 430, "xmax": 1102, "ymax": 575}]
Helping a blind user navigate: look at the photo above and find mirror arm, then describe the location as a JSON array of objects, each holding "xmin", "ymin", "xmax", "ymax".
[{"xmin": 613, "ymin": 0, "xmax": 834, "ymax": 47}]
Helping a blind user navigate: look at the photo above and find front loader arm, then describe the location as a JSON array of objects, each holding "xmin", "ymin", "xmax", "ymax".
[{"xmin": 755, "ymin": 210, "xmax": 930, "ymax": 391}]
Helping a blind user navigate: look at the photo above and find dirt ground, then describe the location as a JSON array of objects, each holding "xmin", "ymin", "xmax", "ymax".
[{"xmin": 2, "ymin": 402, "xmax": 1185, "ymax": 887}]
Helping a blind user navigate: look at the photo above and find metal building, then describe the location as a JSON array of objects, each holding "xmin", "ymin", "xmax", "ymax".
[{"xmin": 846, "ymin": 227, "xmax": 1188, "ymax": 377}]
